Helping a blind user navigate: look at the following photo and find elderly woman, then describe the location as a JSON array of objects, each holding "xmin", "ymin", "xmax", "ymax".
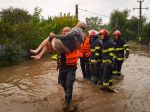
[
  {"xmin": 30, "ymin": 22, "xmax": 86, "ymax": 59},
  {"xmin": 30, "ymin": 27, "xmax": 71, "ymax": 59}
]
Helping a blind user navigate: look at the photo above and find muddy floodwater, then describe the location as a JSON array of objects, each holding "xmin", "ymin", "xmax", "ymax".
[{"xmin": 0, "ymin": 42, "xmax": 150, "ymax": 112}]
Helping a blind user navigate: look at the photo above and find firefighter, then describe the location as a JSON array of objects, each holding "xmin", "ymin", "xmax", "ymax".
[
  {"xmin": 99, "ymin": 29, "xmax": 116, "ymax": 90},
  {"xmin": 57, "ymin": 22, "xmax": 86, "ymax": 110},
  {"xmin": 57, "ymin": 28, "xmax": 79, "ymax": 111},
  {"xmin": 112, "ymin": 30, "xmax": 130, "ymax": 79},
  {"xmin": 58, "ymin": 49, "xmax": 79, "ymax": 110},
  {"xmin": 79, "ymin": 34, "xmax": 91, "ymax": 80},
  {"xmin": 89, "ymin": 30, "xmax": 102, "ymax": 85}
]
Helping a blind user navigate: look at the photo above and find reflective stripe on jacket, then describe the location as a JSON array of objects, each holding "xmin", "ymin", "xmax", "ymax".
[
  {"xmin": 90, "ymin": 37, "xmax": 102, "ymax": 63},
  {"xmin": 113, "ymin": 37, "xmax": 130, "ymax": 60},
  {"xmin": 101, "ymin": 38, "xmax": 115, "ymax": 64}
]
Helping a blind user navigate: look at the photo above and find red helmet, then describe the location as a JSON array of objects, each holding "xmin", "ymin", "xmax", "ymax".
[
  {"xmin": 113, "ymin": 30, "xmax": 121, "ymax": 37},
  {"xmin": 88, "ymin": 30, "xmax": 99, "ymax": 37},
  {"xmin": 99, "ymin": 29, "xmax": 109, "ymax": 37}
]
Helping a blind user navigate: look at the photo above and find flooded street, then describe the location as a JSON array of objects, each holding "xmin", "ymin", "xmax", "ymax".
[{"xmin": 0, "ymin": 43, "xmax": 150, "ymax": 112}]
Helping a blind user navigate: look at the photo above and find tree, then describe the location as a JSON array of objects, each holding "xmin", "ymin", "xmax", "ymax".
[
  {"xmin": 32, "ymin": 7, "xmax": 42, "ymax": 23},
  {"xmin": 141, "ymin": 22, "xmax": 150, "ymax": 44},
  {"xmin": 109, "ymin": 10, "xmax": 129, "ymax": 32},
  {"xmin": 0, "ymin": 7, "xmax": 78, "ymax": 67},
  {"xmin": 51, "ymin": 13, "xmax": 77, "ymax": 33},
  {"xmin": 86, "ymin": 17, "xmax": 102, "ymax": 30},
  {"xmin": 0, "ymin": 7, "xmax": 31, "ymax": 25}
]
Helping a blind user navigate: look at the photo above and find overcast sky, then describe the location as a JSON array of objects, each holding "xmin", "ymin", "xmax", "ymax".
[{"xmin": 0, "ymin": 0, "xmax": 149, "ymax": 24}]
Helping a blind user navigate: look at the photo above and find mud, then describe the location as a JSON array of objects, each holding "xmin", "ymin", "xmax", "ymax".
[{"xmin": 0, "ymin": 43, "xmax": 150, "ymax": 112}]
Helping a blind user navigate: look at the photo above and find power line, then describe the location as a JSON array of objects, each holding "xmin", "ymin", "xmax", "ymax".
[
  {"xmin": 78, "ymin": 12, "xmax": 94, "ymax": 18},
  {"xmin": 133, "ymin": 0, "xmax": 148, "ymax": 41},
  {"xmin": 78, "ymin": 8, "xmax": 109, "ymax": 18}
]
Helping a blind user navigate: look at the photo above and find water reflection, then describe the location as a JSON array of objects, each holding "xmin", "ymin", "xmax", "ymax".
[
  {"xmin": 0, "ymin": 43, "xmax": 150, "ymax": 112},
  {"xmin": 129, "ymin": 42, "xmax": 150, "ymax": 57},
  {"xmin": 0, "ymin": 59, "xmax": 58, "ymax": 99}
]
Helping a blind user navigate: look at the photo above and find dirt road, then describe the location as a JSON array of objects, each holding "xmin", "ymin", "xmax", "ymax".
[{"xmin": 0, "ymin": 43, "xmax": 150, "ymax": 112}]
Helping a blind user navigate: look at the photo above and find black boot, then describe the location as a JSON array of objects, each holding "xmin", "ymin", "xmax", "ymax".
[{"xmin": 63, "ymin": 101, "xmax": 70, "ymax": 111}]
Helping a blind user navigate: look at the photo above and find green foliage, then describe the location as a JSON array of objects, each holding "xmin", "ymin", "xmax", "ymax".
[
  {"xmin": 109, "ymin": 9, "xmax": 149, "ymax": 43},
  {"xmin": 109, "ymin": 10, "xmax": 129, "ymax": 32},
  {"xmin": 86, "ymin": 17, "xmax": 102, "ymax": 31},
  {"xmin": 0, "ymin": 7, "xmax": 31, "ymax": 25},
  {"xmin": 141, "ymin": 22, "xmax": 150, "ymax": 44},
  {"xmin": 0, "ymin": 42, "xmax": 23, "ymax": 67},
  {"xmin": 0, "ymin": 7, "xmax": 77, "ymax": 67},
  {"xmin": 125, "ymin": 16, "xmax": 139, "ymax": 40},
  {"xmin": 52, "ymin": 13, "xmax": 77, "ymax": 33},
  {"xmin": 32, "ymin": 7, "xmax": 42, "ymax": 23},
  {"xmin": 1, "ymin": 6, "xmax": 150, "ymax": 67}
]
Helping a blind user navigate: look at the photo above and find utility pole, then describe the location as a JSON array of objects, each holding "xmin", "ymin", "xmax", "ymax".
[
  {"xmin": 75, "ymin": 4, "xmax": 78, "ymax": 21},
  {"xmin": 133, "ymin": 0, "xmax": 148, "ymax": 41}
]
